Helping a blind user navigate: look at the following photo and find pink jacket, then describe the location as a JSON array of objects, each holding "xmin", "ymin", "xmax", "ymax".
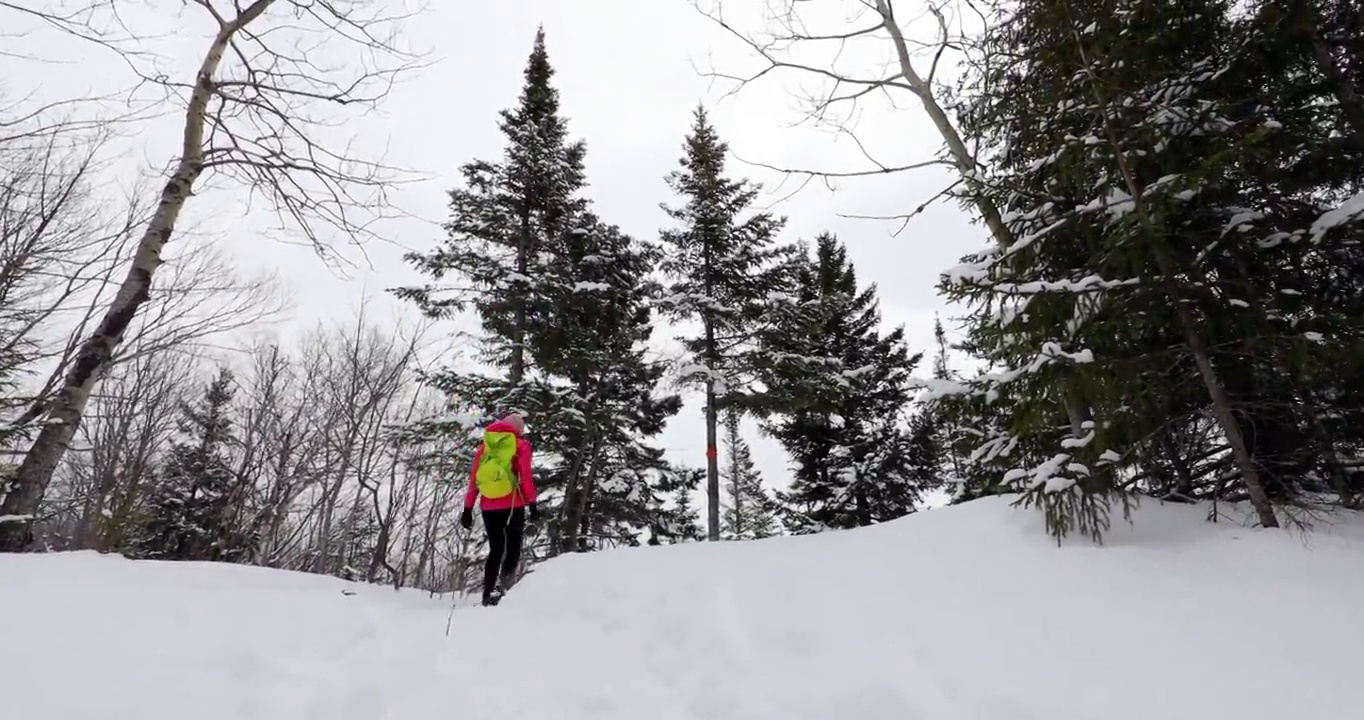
[{"xmin": 464, "ymin": 419, "xmax": 537, "ymax": 511}]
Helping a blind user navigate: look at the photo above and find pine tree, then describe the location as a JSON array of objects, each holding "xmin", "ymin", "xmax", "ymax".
[
  {"xmin": 658, "ymin": 105, "xmax": 791, "ymax": 541},
  {"xmin": 920, "ymin": 316, "xmax": 1000, "ymax": 504},
  {"xmin": 1222, "ymin": 0, "xmax": 1364, "ymax": 507},
  {"xmin": 757, "ymin": 233, "xmax": 929, "ymax": 531},
  {"xmin": 655, "ymin": 469, "xmax": 704, "ymax": 544},
  {"xmin": 940, "ymin": 0, "xmax": 1250, "ymax": 540},
  {"xmin": 133, "ymin": 367, "xmax": 250, "ymax": 562},
  {"xmin": 528, "ymin": 212, "xmax": 686, "ymax": 554},
  {"xmin": 397, "ymin": 26, "xmax": 588, "ymax": 415},
  {"xmin": 399, "ymin": 30, "xmax": 689, "ymax": 557},
  {"xmin": 720, "ymin": 410, "xmax": 780, "ymax": 539},
  {"xmin": 938, "ymin": 0, "xmax": 1364, "ymax": 540},
  {"xmin": 325, "ymin": 499, "xmax": 381, "ymax": 582},
  {"xmin": 395, "ymin": 28, "xmax": 592, "ymax": 552}
]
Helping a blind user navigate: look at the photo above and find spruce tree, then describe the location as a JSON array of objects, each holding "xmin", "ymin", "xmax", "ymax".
[
  {"xmin": 937, "ymin": 0, "xmax": 1364, "ymax": 540},
  {"xmin": 721, "ymin": 410, "xmax": 780, "ymax": 539},
  {"xmin": 656, "ymin": 469, "xmax": 705, "ymax": 543},
  {"xmin": 528, "ymin": 212, "xmax": 686, "ymax": 553},
  {"xmin": 658, "ymin": 105, "xmax": 790, "ymax": 541},
  {"xmin": 1223, "ymin": 0, "xmax": 1364, "ymax": 507},
  {"xmin": 757, "ymin": 233, "xmax": 928, "ymax": 531},
  {"xmin": 940, "ymin": 0, "xmax": 1248, "ymax": 540},
  {"xmin": 399, "ymin": 30, "xmax": 691, "ymax": 556},
  {"xmin": 395, "ymin": 28, "xmax": 596, "ymax": 550},
  {"xmin": 920, "ymin": 317, "xmax": 985, "ymax": 503},
  {"xmin": 397, "ymin": 26, "xmax": 588, "ymax": 415},
  {"xmin": 133, "ymin": 367, "xmax": 250, "ymax": 562}
]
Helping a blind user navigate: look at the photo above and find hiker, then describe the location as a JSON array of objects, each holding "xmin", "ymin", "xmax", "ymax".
[{"xmin": 460, "ymin": 413, "xmax": 540, "ymax": 606}]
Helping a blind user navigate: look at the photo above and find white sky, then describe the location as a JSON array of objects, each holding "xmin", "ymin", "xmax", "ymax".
[{"xmin": 5, "ymin": 0, "xmax": 985, "ymax": 497}]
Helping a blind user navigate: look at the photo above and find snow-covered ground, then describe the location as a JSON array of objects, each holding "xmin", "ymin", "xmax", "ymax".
[{"xmin": 4, "ymin": 496, "xmax": 1363, "ymax": 720}]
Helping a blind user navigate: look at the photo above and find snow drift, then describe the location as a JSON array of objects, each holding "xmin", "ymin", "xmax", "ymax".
[{"xmin": 3, "ymin": 496, "xmax": 1363, "ymax": 720}]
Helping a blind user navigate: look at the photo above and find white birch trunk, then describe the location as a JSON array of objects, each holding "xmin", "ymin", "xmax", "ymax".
[{"xmin": 0, "ymin": 0, "xmax": 277, "ymax": 551}]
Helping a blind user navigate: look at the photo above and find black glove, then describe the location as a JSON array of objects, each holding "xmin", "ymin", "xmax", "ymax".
[
  {"xmin": 527, "ymin": 503, "xmax": 541, "ymax": 523},
  {"xmin": 459, "ymin": 507, "xmax": 473, "ymax": 530}
]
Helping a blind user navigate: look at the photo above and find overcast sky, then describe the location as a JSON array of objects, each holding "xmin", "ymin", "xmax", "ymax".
[{"xmin": 7, "ymin": 0, "xmax": 983, "ymax": 497}]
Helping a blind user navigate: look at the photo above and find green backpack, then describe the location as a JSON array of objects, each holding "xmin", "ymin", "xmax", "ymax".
[{"xmin": 475, "ymin": 430, "xmax": 519, "ymax": 500}]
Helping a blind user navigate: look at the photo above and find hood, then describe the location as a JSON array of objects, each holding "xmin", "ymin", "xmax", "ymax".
[{"xmin": 484, "ymin": 419, "xmax": 522, "ymax": 436}]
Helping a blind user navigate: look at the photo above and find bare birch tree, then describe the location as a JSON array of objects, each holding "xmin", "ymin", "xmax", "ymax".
[
  {"xmin": 115, "ymin": 241, "xmax": 284, "ymax": 365},
  {"xmin": 0, "ymin": 101, "xmax": 283, "ymax": 447},
  {"xmin": 0, "ymin": 0, "xmax": 425, "ymax": 549},
  {"xmin": 694, "ymin": 0, "xmax": 995, "ymax": 229},
  {"xmin": 6, "ymin": 288, "xmax": 480, "ymax": 590},
  {"xmin": 41, "ymin": 343, "xmax": 196, "ymax": 550},
  {"xmin": 0, "ymin": 123, "xmax": 140, "ymax": 444},
  {"xmin": 235, "ymin": 340, "xmax": 334, "ymax": 565},
  {"xmin": 229, "ymin": 310, "xmax": 454, "ymax": 585},
  {"xmin": 315, "ymin": 310, "xmax": 424, "ymax": 577},
  {"xmin": 382, "ymin": 403, "xmax": 465, "ymax": 589},
  {"xmin": 389, "ymin": 425, "xmax": 472, "ymax": 593}
]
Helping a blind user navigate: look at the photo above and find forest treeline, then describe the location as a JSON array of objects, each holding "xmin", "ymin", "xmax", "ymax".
[{"xmin": 1, "ymin": 0, "xmax": 1361, "ymax": 594}]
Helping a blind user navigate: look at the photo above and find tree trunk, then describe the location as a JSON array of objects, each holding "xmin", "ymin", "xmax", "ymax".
[
  {"xmin": 1073, "ymin": 30, "xmax": 1276, "ymax": 527},
  {"xmin": 574, "ymin": 448, "xmax": 606, "ymax": 553},
  {"xmin": 876, "ymin": 0, "xmax": 1010, "ymax": 249},
  {"xmin": 510, "ymin": 214, "xmax": 531, "ymax": 388},
  {"xmin": 0, "ymin": 6, "xmax": 272, "ymax": 551},
  {"xmin": 1149, "ymin": 251, "xmax": 1279, "ymax": 528},
  {"xmin": 563, "ymin": 431, "xmax": 604, "ymax": 553},
  {"xmin": 730, "ymin": 455, "xmax": 742, "ymax": 540},
  {"xmin": 367, "ymin": 522, "xmax": 392, "ymax": 582},
  {"xmin": 704, "ymin": 379, "xmax": 720, "ymax": 542},
  {"xmin": 1159, "ymin": 430, "xmax": 1197, "ymax": 499},
  {"xmin": 876, "ymin": 0, "xmax": 1094, "ymax": 438},
  {"xmin": 552, "ymin": 413, "xmax": 592, "ymax": 554}
]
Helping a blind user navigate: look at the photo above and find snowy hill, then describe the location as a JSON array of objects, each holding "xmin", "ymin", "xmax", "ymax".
[{"xmin": 4, "ymin": 497, "xmax": 1363, "ymax": 720}]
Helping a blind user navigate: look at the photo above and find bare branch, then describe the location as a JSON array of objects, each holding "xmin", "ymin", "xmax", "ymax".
[
  {"xmin": 836, "ymin": 176, "xmax": 965, "ymax": 235},
  {"xmin": 0, "ymin": 0, "xmax": 432, "ymax": 550},
  {"xmin": 0, "ymin": 120, "xmax": 145, "ymax": 435},
  {"xmin": 694, "ymin": 0, "xmax": 1012, "ymax": 241},
  {"xmin": 114, "ymin": 238, "xmax": 287, "ymax": 364}
]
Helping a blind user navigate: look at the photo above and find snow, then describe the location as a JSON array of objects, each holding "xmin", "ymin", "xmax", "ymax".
[
  {"xmin": 1310, "ymin": 190, "xmax": 1364, "ymax": 242},
  {"xmin": 1222, "ymin": 209, "xmax": 1263, "ymax": 235},
  {"xmin": 4, "ymin": 497, "xmax": 1364, "ymax": 720}
]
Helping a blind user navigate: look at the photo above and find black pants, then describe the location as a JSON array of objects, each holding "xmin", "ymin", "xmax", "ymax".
[{"xmin": 482, "ymin": 507, "xmax": 525, "ymax": 596}]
